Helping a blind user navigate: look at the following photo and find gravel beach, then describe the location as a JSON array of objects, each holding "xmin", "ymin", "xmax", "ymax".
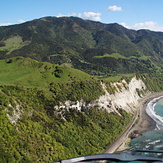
[{"xmin": 104, "ymin": 92, "xmax": 163, "ymax": 153}]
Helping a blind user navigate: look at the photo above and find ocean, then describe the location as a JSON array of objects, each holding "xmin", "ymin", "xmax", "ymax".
[{"xmin": 129, "ymin": 96, "xmax": 163, "ymax": 158}]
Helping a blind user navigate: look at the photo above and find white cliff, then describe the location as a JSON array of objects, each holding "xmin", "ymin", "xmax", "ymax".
[
  {"xmin": 103, "ymin": 77, "xmax": 146, "ymax": 113},
  {"xmin": 54, "ymin": 77, "xmax": 147, "ymax": 114}
]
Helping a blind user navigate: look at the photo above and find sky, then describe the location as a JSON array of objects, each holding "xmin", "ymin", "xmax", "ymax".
[{"xmin": 1, "ymin": 0, "xmax": 163, "ymax": 32}]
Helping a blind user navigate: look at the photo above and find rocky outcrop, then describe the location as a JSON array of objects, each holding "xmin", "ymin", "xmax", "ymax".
[
  {"xmin": 5, "ymin": 101, "xmax": 23, "ymax": 124},
  {"xmin": 106, "ymin": 77, "xmax": 146, "ymax": 113}
]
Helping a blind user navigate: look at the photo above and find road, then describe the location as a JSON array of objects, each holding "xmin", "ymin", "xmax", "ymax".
[
  {"xmin": 102, "ymin": 92, "xmax": 163, "ymax": 154},
  {"xmin": 102, "ymin": 105, "xmax": 140, "ymax": 153}
]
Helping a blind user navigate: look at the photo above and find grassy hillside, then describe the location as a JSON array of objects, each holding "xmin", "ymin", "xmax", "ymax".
[{"xmin": 0, "ymin": 56, "xmax": 91, "ymax": 87}]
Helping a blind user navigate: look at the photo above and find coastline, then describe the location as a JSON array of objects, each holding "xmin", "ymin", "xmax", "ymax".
[
  {"xmin": 105, "ymin": 91, "xmax": 163, "ymax": 153},
  {"xmin": 130, "ymin": 93, "xmax": 161, "ymax": 134}
]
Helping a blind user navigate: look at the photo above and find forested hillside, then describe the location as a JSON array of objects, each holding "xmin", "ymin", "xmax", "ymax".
[
  {"xmin": 0, "ymin": 57, "xmax": 163, "ymax": 162},
  {"xmin": 0, "ymin": 57, "xmax": 132, "ymax": 162},
  {"xmin": 1, "ymin": 85, "xmax": 133, "ymax": 162},
  {"xmin": 0, "ymin": 16, "xmax": 163, "ymax": 75}
]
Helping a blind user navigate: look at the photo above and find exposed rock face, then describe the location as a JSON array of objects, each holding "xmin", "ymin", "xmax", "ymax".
[
  {"xmin": 108, "ymin": 77, "xmax": 146, "ymax": 113},
  {"xmin": 5, "ymin": 101, "xmax": 23, "ymax": 124},
  {"xmin": 54, "ymin": 77, "xmax": 147, "ymax": 114},
  {"xmin": 54, "ymin": 100, "xmax": 86, "ymax": 111}
]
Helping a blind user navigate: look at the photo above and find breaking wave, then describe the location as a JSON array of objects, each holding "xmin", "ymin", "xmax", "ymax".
[{"xmin": 146, "ymin": 96, "xmax": 163, "ymax": 130}]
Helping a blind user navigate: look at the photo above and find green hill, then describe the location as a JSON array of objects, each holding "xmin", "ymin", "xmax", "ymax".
[
  {"xmin": 0, "ymin": 57, "xmax": 134, "ymax": 162},
  {"xmin": 0, "ymin": 16, "xmax": 163, "ymax": 75},
  {"xmin": 0, "ymin": 56, "xmax": 91, "ymax": 87}
]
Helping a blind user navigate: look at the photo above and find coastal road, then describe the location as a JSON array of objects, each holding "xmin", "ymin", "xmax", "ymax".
[
  {"xmin": 103, "ymin": 106, "xmax": 140, "ymax": 153},
  {"xmin": 103, "ymin": 92, "xmax": 163, "ymax": 154}
]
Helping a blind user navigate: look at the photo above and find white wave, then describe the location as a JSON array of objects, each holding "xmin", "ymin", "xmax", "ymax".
[
  {"xmin": 146, "ymin": 96, "xmax": 163, "ymax": 130},
  {"xmin": 155, "ymin": 144, "xmax": 163, "ymax": 149},
  {"xmin": 143, "ymin": 139, "xmax": 152, "ymax": 143},
  {"xmin": 148, "ymin": 140, "xmax": 161, "ymax": 145},
  {"xmin": 145, "ymin": 145, "xmax": 150, "ymax": 148}
]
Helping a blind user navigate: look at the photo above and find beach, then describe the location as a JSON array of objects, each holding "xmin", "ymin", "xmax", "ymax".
[
  {"xmin": 131, "ymin": 92, "xmax": 163, "ymax": 133},
  {"xmin": 104, "ymin": 92, "xmax": 163, "ymax": 153}
]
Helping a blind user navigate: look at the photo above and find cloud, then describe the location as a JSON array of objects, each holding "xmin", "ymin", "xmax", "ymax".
[
  {"xmin": 82, "ymin": 12, "xmax": 101, "ymax": 21},
  {"xmin": 132, "ymin": 21, "xmax": 163, "ymax": 31},
  {"xmin": 108, "ymin": 5, "xmax": 122, "ymax": 12},
  {"xmin": 0, "ymin": 22, "xmax": 13, "ymax": 26},
  {"xmin": 121, "ymin": 21, "xmax": 163, "ymax": 32},
  {"xmin": 18, "ymin": 19, "xmax": 25, "ymax": 23},
  {"xmin": 57, "ymin": 13, "xmax": 77, "ymax": 17},
  {"xmin": 57, "ymin": 12, "xmax": 102, "ymax": 21},
  {"xmin": 0, "ymin": 19, "xmax": 25, "ymax": 26},
  {"xmin": 120, "ymin": 22, "xmax": 129, "ymax": 28}
]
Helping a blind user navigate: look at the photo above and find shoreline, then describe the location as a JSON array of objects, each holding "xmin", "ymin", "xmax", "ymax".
[
  {"xmin": 104, "ymin": 91, "xmax": 163, "ymax": 153},
  {"xmin": 130, "ymin": 92, "xmax": 163, "ymax": 133}
]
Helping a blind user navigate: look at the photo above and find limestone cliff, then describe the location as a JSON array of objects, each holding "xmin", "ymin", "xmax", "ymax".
[{"xmin": 54, "ymin": 76, "xmax": 147, "ymax": 114}]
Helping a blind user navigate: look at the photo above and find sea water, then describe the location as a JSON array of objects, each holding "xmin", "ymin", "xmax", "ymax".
[
  {"xmin": 155, "ymin": 98, "xmax": 163, "ymax": 117},
  {"xmin": 129, "ymin": 96, "xmax": 163, "ymax": 158}
]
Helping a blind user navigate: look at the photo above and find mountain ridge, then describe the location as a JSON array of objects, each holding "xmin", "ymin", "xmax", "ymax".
[{"xmin": 0, "ymin": 16, "xmax": 163, "ymax": 75}]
